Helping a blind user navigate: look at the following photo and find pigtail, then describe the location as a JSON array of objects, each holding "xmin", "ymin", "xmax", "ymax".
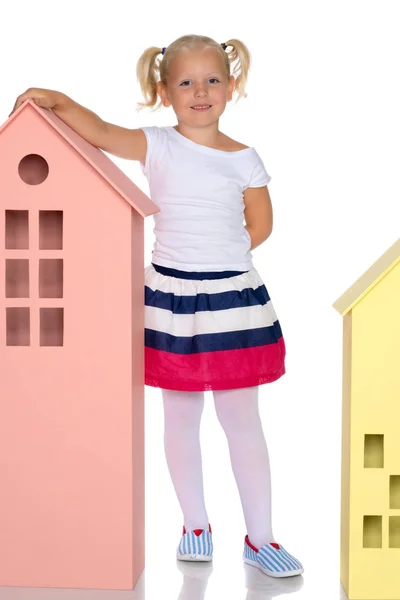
[
  {"xmin": 222, "ymin": 39, "xmax": 252, "ymax": 101},
  {"xmin": 136, "ymin": 47, "xmax": 164, "ymax": 112}
]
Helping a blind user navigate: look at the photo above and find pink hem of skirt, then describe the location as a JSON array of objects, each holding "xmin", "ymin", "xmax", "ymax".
[{"xmin": 145, "ymin": 365, "xmax": 286, "ymax": 392}]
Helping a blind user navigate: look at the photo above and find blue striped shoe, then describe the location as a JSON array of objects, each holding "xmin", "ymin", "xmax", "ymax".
[
  {"xmin": 243, "ymin": 535, "xmax": 303, "ymax": 578},
  {"xmin": 177, "ymin": 524, "xmax": 213, "ymax": 562}
]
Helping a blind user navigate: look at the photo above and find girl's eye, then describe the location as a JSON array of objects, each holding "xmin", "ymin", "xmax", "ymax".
[{"xmin": 180, "ymin": 78, "xmax": 220, "ymax": 86}]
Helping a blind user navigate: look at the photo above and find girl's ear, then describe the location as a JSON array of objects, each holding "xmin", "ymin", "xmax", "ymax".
[
  {"xmin": 157, "ymin": 81, "xmax": 171, "ymax": 107},
  {"xmin": 227, "ymin": 75, "xmax": 235, "ymax": 102}
]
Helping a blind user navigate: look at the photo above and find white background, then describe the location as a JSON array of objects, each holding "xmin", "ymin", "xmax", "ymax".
[{"xmin": 1, "ymin": 1, "xmax": 399, "ymax": 599}]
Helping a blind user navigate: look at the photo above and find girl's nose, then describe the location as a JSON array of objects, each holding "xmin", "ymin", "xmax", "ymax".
[{"xmin": 194, "ymin": 84, "xmax": 208, "ymax": 96}]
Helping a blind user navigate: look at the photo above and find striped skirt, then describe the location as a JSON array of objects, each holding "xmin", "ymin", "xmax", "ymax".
[{"xmin": 144, "ymin": 262, "xmax": 286, "ymax": 392}]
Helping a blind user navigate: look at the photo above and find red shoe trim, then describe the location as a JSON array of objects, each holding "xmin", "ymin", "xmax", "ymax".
[
  {"xmin": 270, "ymin": 542, "xmax": 280, "ymax": 549},
  {"xmin": 182, "ymin": 523, "xmax": 212, "ymax": 536},
  {"xmin": 245, "ymin": 535, "xmax": 259, "ymax": 553},
  {"xmin": 193, "ymin": 528, "xmax": 204, "ymax": 537}
]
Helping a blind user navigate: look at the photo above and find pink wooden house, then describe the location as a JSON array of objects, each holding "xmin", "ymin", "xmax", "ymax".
[{"xmin": 0, "ymin": 99, "xmax": 159, "ymax": 590}]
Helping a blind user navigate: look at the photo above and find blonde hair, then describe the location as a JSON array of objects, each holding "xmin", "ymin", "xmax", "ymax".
[{"xmin": 135, "ymin": 34, "xmax": 252, "ymax": 112}]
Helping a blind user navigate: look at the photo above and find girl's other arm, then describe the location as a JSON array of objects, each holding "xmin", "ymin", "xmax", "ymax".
[{"xmin": 244, "ymin": 185, "xmax": 273, "ymax": 251}]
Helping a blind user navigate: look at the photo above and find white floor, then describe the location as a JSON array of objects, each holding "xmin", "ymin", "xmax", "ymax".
[{"xmin": 0, "ymin": 383, "xmax": 347, "ymax": 599}]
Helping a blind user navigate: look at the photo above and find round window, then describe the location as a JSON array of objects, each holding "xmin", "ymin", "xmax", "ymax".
[{"xmin": 18, "ymin": 154, "xmax": 49, "ymax": 185}]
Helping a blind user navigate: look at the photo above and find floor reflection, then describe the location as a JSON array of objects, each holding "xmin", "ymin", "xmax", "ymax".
[{"xmin": 175, "ymin": 560, "xmax": 304, "ymax": 600}]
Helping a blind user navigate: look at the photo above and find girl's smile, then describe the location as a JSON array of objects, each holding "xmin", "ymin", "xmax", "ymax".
[{"xmin": 191, "ymin": 104, "xmax": 212, "ymax": 111}]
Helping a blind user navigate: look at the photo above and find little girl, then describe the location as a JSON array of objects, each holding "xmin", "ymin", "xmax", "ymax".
[{"xmin": 11, "ymin": 34, "xmax": 303, "ymax": 579}]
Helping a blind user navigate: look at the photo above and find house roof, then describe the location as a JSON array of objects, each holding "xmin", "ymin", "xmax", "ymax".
[
  {"xmin": 332, "ymin": 237, "xmax": 400, "ymax": 315},
  {"xmin": 0, "ymin": 99, "xmax": 159, "ymax": 219}
]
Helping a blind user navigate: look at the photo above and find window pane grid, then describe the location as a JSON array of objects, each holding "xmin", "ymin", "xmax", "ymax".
[{"xmin": 5, "ymin": 210, "xmax": 64, "ymax": 346}]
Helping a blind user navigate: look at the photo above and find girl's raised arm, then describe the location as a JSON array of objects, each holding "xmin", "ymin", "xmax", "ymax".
[{"xmin": 10, "ymin": 88, "xmax": 147, "ymax": 162}]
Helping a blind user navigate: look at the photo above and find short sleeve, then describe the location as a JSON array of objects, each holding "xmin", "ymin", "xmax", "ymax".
[
  {"xmin": 245, "ymin": 152, "xmax": 272, "ymax": 188},
  {"xmin": 139, "ymin": 126, "xmax": 163, "ymax": 180}
]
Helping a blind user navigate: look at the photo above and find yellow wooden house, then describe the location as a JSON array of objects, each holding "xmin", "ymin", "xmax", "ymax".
[{"xmin": 333, "ymin": 237, "xmax": 400, "ymax": 600}]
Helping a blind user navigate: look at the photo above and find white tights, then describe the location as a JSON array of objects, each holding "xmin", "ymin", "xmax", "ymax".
[{"xmin": 162, "ymin": 386, "xmax": 275, "ymax": 549}]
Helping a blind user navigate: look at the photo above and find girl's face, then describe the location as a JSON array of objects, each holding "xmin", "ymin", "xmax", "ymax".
[{"xmin": 158, "ymin": 47, "xmax": 235, "ymax": 127}]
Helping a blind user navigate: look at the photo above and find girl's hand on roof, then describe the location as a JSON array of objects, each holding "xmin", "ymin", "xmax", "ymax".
[{"xmin": 9, "ymin": 88, "xmax": 61, "ymax": 116}]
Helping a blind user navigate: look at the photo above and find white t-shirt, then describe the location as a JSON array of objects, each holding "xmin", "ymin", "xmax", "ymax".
[{"xmin": 140, "ymin": 125, "xmax": 271, "ymax": 272}]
